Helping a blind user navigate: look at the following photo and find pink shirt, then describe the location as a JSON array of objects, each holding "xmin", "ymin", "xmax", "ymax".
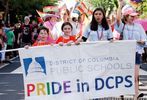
[{"xmin": 43, "ymin": 21, "xmax": 56, "ymax": 31}]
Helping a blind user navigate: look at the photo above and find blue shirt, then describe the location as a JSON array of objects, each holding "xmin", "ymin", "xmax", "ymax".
[
  {"xmin": 115, "ymin": 22, "xmax": 147, "ymax": 54},
  {"xmin": 83, "ymin": 24, "xmax": 113, "ymax": 41}
]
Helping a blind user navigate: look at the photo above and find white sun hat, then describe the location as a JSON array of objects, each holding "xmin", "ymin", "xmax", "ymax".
[{"xmin": 122, "ymin": 4, "xmax": 138, "ymax": 16}]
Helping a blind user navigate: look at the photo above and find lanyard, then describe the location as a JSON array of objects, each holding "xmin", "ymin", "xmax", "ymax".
[
  {"xmin": 127, "ymin": 24, "xmax": 134, "ymax": 40},
  {"xmin": 97, "ymin": 27, "xmax": 103, "ymax": 40}
]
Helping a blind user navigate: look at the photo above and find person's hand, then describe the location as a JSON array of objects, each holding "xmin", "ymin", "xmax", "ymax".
[
  {"xmin": 109, "ymin": 39, "xmax": 114, "ymax": 43},
  {"xmin": 74, "ymin": 40, "xmax": 80, "ymax": 45},
  {"xmin": 66, "ymin": 41, "xmax": 73, "ymax": 46},
  {"xmin": 50, "ymin": 43, "xmax": 54, "ymax": 46},
  {"xmin": 75, "ymin": 38, "xmax": 83, "ymax": 45},
  {"xmin": 66, "ymin": 43, "xmax": 72, "ymax": 46},
  {"xmin": 118, "ymin": 0, "xmax": 124, "ymax": 8},
  {"xmin": 24, "ymin": 45, "xmax": 29, "ymax": 49},
  {"xmin": 137, "ymin": 40, "xmax": 145, "ymax": 45},
  {"xmin": 58, "ymin": 42, "xmax": 64, "ymax": 46}
]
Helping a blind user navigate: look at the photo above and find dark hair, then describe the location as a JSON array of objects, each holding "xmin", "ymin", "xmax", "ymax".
[
  {"xmin": 65, "ymin": 9, "xmax": 70, "ymax": 16},
  {"xmin": 122, "ymin": 15, "xmax": 129, "ymax": 24},
  {"xmin": 61, "ymin": 22, "xmax": 73, "ymax": 31},
  {"xmin": 90, "ymin": 8, "xmax": 109, "ymax": 31},
  {"xmin": 72, "ymin": 17, "xmax": 77, "ymax": 22},
  {"xmin": 37, "ymin": 26, "xmax": 49, "ymax": 34}
]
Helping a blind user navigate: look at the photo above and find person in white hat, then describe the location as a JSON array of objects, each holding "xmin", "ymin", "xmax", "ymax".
[
  {"xmin": 52, "ymin": 9, "xmax": 71, "ymax": 40},
  {"xmin": 115, "ymin": 0, "xmax": 147, "ymax": 99},
  {"xmin": 21, "ymin": 16, "xmax": 32, "ymax": 47},
  {"xmin": 43, "ymin": 12, "xmax": 59, "ymax": 31}
]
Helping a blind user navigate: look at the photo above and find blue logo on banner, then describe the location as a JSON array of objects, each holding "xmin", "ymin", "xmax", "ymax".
[{"xmin": 23, "ymin": 57, "xmax": 46, "ymax": 76}]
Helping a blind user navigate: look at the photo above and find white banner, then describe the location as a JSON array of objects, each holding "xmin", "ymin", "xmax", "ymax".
[{"xmin": 19, "ymin": 41, "xmax": 136, "ymax": 100}]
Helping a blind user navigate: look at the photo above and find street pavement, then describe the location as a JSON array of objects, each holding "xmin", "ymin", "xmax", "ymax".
[
  {"xmin": 139, "ymin": 63, "xmax": 147, "ymax": 97},
  {"xmin": 0, "ymin": 57, "xmax": 147, "ymax": 100}
]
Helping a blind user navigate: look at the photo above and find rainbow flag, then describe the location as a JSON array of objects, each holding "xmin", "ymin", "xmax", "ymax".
[
  {"xmin": 36, "ymin": 10, "xmax": 59, "ymax": 20},
  {"xmin": 74, "ymin": 2, "xmax": 92, "ymax": 15},
  {"xmin": 36, "ymin": 10, "xmax": 47, "ymax": 18},
  {"xmin": 43, "ymin": 6, "xmax": 59, "ymax": 13}
]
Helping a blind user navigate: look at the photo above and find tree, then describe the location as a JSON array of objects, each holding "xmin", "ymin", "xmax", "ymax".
[
  {"xmin": 9, "ymin": 0, "xmax": 58, "ymax": 16},
  {"xmin": 85, "ymin": 0, "xmax": 118, "ymax": 16},
  {"xmin": 85, "ymin": 0, "xmax": 147, "ymax": 19},
  {"xmin": 0, "ymin": 0, "xmax": 58, "ymax": 23},
  {"xmin": 137, "ymin": 0, "xmax": 147, "ymax": 19}
]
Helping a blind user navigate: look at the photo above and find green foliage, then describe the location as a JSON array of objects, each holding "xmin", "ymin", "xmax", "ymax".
[
  {"xmin": 137, "ymin": 0, "xmax": 147, "ymax": 19},
  {"xmin": 86, "ymin": 0, "xmax": 147, "ymax": 19},
  {"xmin": 9, "ymin": 0, "xmax": 58, "ymax": 15},
  {"xmin": 0, "ymin": 0, "xmax": 58, "ymax": 23},
  {"xmin": 86, "ymin": 0, "xmax": 118, "ymax": 16}
]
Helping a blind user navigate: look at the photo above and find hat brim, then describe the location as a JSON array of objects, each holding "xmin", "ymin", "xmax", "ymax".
[
  {"xmin": 130, "ymin": 12, "xmax": 138, "ymax": 16},
  {"xmin": 43, "ymin": 14, "xmax": 59, "ymax": 19}
]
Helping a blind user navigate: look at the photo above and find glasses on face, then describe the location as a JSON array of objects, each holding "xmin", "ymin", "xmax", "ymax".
[{"xmin": 130, "ymin": 15, "xmax": 135, "ymax": 18}]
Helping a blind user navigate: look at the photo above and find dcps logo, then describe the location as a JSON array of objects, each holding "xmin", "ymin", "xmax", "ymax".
[{"xmin": 23, "ymin": 57, "xmax": 47, "ymax": 76}]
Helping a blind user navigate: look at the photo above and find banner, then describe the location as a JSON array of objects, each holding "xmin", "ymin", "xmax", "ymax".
[{"xmin": 19, "ymin": 41, "xmax": 136, "ymax": 100}]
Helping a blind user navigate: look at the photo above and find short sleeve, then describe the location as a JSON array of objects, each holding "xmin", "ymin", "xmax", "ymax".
[
  {"xmin": 137, "ymin": 24, "xmax": 147, "ymax": 41},
  {"xmin": 56, "ymin": 36, "xmax": 63, "ymax": 44}
]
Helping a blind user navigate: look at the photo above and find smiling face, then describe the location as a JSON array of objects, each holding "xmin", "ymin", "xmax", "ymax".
[
  {"xmin": 24, "ymin": 18, "xmax": 30, "ymax": 25},
  {"xmin": 127, "ymin": 15, "xmax": 137, "ymax": 24},
  {"xmin": 62, "ymin": 25, "xmax": 72, "ymax": 36},
  {"xmin": 39, "ymin": 29, "xmax": 49, "ymax": 41},
  {"xmin": 94, "ymin": 10, "xmax": 104, "ymax": 23}
]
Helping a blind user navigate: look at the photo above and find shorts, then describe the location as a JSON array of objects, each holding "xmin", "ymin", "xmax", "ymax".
[{"xmin": 135, "ymin": 52, "xmax": 141, "ymax": 65}]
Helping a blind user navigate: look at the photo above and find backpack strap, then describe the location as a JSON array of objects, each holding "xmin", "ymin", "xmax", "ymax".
[{"xmin": 119, "ymin": 24, "xmax": 125, "ymax": 40}]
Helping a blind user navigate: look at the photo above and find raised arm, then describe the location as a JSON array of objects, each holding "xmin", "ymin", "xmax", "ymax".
[{"xmin": 116, "ymin": 0, "xmax": 124, "ymax": 25}]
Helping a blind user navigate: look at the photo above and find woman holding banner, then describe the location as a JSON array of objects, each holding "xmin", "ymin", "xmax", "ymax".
[
  {"xmin": 75, "ymin": 7, "xmax": 113, "ymax": 100},
  {"xmin": 77, "ymin": 8, "xmax": 113, "ymax": 42},
  {"xmin": 115, "ymin": 0, "xmax": 147, "ymax": 99}
]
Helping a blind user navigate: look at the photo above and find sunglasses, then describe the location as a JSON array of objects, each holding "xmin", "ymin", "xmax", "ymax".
[{"xmin": 130, "ymin": 15, "xmax": 135, "ymax": 18}]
